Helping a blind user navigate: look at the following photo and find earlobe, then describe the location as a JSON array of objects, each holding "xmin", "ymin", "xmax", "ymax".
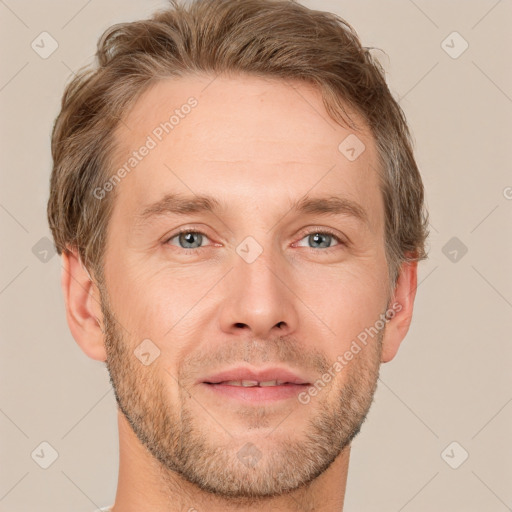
[
  {"xmin": 61, "ymin": 249, "xmax": 107, "ymax": 362},
  {"xmin": 380, "ymin": 259, "xmax": 418, "ymax": 363}
]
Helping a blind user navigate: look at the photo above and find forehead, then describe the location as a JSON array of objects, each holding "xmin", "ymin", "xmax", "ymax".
[{"xmin": 109, "ymin": 74, "xmax": 383, "ymax": 230}]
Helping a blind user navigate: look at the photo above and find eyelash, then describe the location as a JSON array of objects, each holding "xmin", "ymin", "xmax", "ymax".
[{"xmin": 164, "ymin": 227, "xmax": 347, "ymax": 254}]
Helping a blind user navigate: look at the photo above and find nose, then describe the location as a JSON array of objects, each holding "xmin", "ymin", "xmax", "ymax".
[{"xmin": 217, "ymin": 245, "xmax": 299, "ymax": 339}]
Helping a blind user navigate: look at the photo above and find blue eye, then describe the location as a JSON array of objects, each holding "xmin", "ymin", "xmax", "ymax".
[
  {"xmin": 164, "ymin": 228, "xmax": 346, "ymax": 253},
  {"xmin": 297, "ymin": 232, "xmax": 342, "ymax": 249},
  {"xmin": 166, "ymin": 231, "xmax": 209, "ymax": 249}
]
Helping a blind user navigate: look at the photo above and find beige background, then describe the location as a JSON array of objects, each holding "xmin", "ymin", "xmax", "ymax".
[{"xmin": 1, "ymin": 1, "xmax": 511, "ymax": 511}]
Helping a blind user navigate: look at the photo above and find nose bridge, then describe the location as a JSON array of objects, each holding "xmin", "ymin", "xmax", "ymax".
[
  {"xmin": 238, "ymin": 238, "xmax": 282, "ymax": 297},
  {"xmin": 217, "ymin": 235, "xmax": 298, "ymax": 337}
]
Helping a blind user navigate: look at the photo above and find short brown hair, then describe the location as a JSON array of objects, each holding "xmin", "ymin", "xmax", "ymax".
[{"xmin": 47, "ymin": 0, "xmax": 428, "ymax": 288}]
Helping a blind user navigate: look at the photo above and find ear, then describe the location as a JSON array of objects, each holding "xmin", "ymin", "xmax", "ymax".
[
  {"xmin": 61, "ymin": 249, "xmax": 106, "ymax": 362},
  {"xmin": 380, "ymin": 259, "xmax": 418, "ymax": 363}
]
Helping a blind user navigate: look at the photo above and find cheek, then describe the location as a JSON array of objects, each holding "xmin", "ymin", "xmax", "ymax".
[
  {"xmin": 299, "ymin": 261, "xmax": 388, "ymax": 349},
  {"xmin": 107, "ymin": 260, "xmax": 217, "ymax": 349}
]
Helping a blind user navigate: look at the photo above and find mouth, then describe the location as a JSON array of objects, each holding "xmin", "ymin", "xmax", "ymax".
[
  {"xmin": 201, "ymin": 366, "xmax": 310, "ymax": 385},
  {"xmin": 200, "ymin": 367, "xmax": 311, "ymax": 403},
  {"xmin": 205, "ymin": 380, "xmax": 304, "ymax": 387},
  {"xmin": 202, "ymin": 381, "xmax": 310, "ymax": 402}
]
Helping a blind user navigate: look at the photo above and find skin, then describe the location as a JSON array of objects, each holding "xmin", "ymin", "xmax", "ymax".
[{"xmin": 61, "ymin": 74, "xmax": 418, "ymax": 512}]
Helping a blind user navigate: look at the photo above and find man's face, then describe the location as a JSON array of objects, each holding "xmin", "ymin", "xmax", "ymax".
[{"xmin": 100, "ymin": 75, "xmax": 391, "ymax": 499}]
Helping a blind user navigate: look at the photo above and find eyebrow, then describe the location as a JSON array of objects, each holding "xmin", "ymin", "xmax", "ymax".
[{"xmin": 134, "ymin": 192, "xmax": 369, "ymax": 227}]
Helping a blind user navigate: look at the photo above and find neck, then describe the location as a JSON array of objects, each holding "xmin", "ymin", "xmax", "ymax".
[{"xmin": 111, "ymin": 411, "xmax": 350, "ymax": 512}]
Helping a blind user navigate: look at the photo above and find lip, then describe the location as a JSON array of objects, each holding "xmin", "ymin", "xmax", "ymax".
[
  {"xmin": 203, "ymin": 382, "xmax": 309, "ymax": 403},
  {"xmin": 200, "ymin": 366, "xmax": 311, "ymax": 386}
]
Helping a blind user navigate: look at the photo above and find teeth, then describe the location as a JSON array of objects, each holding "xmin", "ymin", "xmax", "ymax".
[
  {"xmin": 223, "ymin": 380, "xmax": 259, "ymax": 387},
  {"xmin": 221, "ymin": 380, "xmax": 286, "ymax": 387},
  {"xmin": 259, "ymin": 380, "xmax": 278, "ymax": 387},
  {"xmin": 241, "ymin": 380, "xmax": 259, "ymax": 387}
]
